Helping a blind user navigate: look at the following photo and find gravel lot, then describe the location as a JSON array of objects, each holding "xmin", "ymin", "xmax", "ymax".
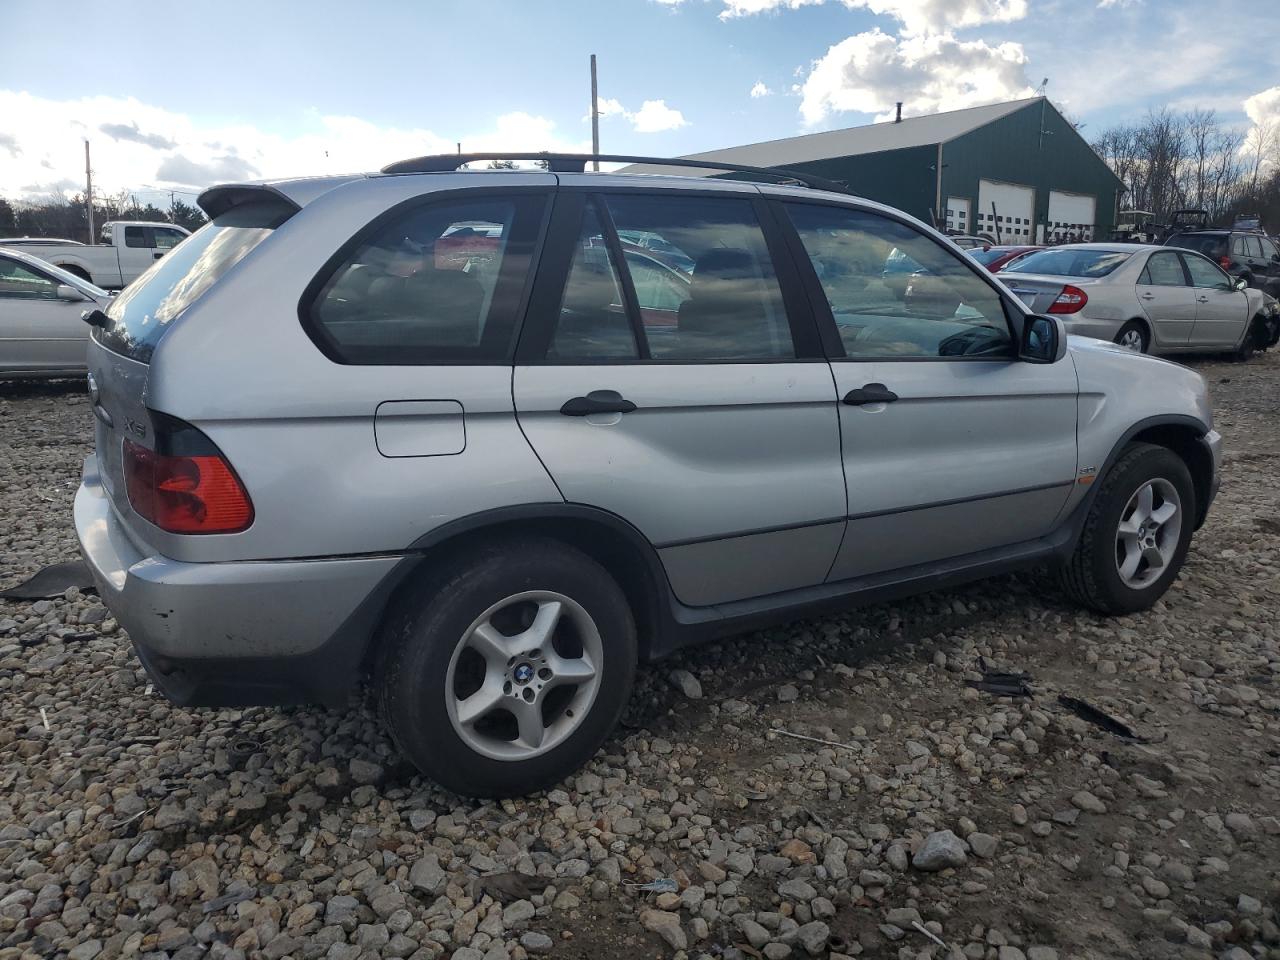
[{"xmin": 2, "ymin": 353, "xmax": 1278, "ymax": 960}]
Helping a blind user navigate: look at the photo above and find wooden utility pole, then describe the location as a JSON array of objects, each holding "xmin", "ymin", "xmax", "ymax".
[
  {"xmin": 590, "ymin": 54, "xmax": 600, "ymax": 171},
  {"xmin": 84, "ymin": 140, "xmax": 95, "ymax": 245}
]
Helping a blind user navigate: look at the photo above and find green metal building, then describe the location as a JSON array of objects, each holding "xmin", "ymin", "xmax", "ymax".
[{"xmin": 636, "ymin": 98, "xmax": 1125, "ymax": 244}]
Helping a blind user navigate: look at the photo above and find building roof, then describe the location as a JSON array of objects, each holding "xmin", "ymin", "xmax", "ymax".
[{"xmin": 621, "ymin": 97, "xmax": 1044, "ymax": 177}]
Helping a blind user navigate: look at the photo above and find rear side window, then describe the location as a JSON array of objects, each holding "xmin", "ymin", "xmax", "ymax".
[
  {"xmin": 124, "ymin": 226, "xmax": 148, "ymax": 248},
  {"xmin": 97, "ymin": 201, "xmax": 291, "ymax": 362},
  {"xmin": 1139, "ymin": 252, "xmax": 1186, "ymax": 286},
  {"xmin": 308, "ymin": 194, "xmax": 546, "ymax": 364},
  {"xmin": 548, "ymin": 201, "xmax": 636, "ymax": 361}
]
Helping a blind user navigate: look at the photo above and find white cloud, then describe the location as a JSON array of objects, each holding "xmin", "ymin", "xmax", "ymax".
[
  {"xmin": 589, "ymin": 95, "xmax": 689, "ymax": 133},
  {"xmin": 717, "ymin": 0, "xmax": 1027, "ymax": 33},
  {"xmin": 800, "ymin": 28, "xmax": 1033, "ymax": 124},
  {"xmin": 750, "ymin": 81, "xmax": 773, "ymax": 98},
  {"xmin": 1244, "ymin": 85, "xmax": 1280, "ymax": 129},
  {"xmin": 0, "ymin": 90, "xmax": 591, "ymax": 201},
  {"xmin": 629, "ymin": 99, "xmax": 689, "ymax": 133}
]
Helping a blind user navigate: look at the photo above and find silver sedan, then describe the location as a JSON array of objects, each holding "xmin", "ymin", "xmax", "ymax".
[
  {"xmin": 0, "ymin": 246, "xmax": 111, "ymax": 378},
  {"xmin": 998, "ymin": 243, "xmax": 1270, "ymax": 357}
]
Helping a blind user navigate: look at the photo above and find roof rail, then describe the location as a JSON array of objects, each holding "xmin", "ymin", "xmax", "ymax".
[{"xmin": 379, "ymin": 152, "xmax": 852, "ymax": 194}]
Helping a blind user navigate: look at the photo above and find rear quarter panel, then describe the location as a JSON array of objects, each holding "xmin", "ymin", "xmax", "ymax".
[{"xmin": 140, "ymin": 173, "xmax": 563, "ymax": 564}]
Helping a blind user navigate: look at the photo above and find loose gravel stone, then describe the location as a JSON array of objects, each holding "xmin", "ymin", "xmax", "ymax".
[{"xmin": 3, "ymin": 358, "xmax": 1279, "ymax": 960}]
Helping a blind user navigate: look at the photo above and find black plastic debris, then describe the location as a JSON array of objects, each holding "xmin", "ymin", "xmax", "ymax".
[
  {"xmin": 967, "ymin": 657, "xmax": 1034, "ymax": 697},
  {"xmin": 470, "ymin": 871, "xmax": 544, "ymax": 904},
  {"xmin": 1058, "ymin": 694, "xmax": 1144, "ymax": 741},
  {"xmin": 1, "ymin": 560, "xmax": 96, "ymax": 600}
]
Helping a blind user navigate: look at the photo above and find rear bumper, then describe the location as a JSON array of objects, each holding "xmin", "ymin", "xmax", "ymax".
[{"xmin": 74, "ymin": 454, "xmax": 404, "ymax": 706}]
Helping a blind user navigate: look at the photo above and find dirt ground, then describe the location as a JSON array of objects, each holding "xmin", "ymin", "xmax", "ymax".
[{"xmin": 1, "ymin": 351, "xmax": 1278, "ymax": 960}]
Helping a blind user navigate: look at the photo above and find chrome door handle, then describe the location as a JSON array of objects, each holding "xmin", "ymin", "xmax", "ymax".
[
  {"xmin": 1140, "ymin": 293, "xmax": 1155, "ymax": 300},
  {"xmin": 1196, "ymin": 296, "xmax": 1209, "ymax": 303}
]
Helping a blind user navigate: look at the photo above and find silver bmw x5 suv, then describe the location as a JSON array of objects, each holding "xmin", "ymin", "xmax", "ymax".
[{"xmin": 75, "ymin": 153, "xmax": 1222, "ymax": 797}]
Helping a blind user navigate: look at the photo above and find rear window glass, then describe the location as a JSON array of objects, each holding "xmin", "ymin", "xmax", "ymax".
[
  {"xmin": 1166, "ymin": 233, "xmax": 1227, "ymax": 257},
  {"xmin": 95, "ymin": 201, "xmax": 290, "ymax": 362},
  {"xmin": 1002, "ymin": 248, "xmax": 1131, "ymax": 278}
]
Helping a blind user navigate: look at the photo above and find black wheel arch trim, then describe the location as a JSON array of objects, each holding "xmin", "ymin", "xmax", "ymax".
[{"xmin": 1081, "ymin": 413, "xmax": 1215, "ymax": 533}]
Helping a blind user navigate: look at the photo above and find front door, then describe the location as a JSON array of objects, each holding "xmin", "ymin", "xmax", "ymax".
[
  {"xmin": 1182, "ymin": 252, "xmax": 1249, "ymax": 347},
  {"xmin": 514, "ymin": 188, "xmax": 846, "ymax": 607},
  {"xmin": 779, "ymin": 200, "xmax": 1079, "ymax": 581},
  {"xmin": 0, "ymin": 255, "xmax": 88, "ymax": 371},
  {"xmin": 1136, "ymin": 249, "xmax": 1196, "ymax": 347}
]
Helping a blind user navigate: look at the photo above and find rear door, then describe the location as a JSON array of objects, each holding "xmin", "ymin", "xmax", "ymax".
[
  {"xmin": 778, "ymin": 199, "xmax": 1078, "ymax": 581},
  {"xmin": 1183, "ymin": 252, "xmax": 1249, "ymax": 347},
  {"xmin": 0, "ymin": 254, "xmax": 87, "ymax": 371},
  {"xmin": 513, "ymin": 188, "xmax": 846, "ymax": 607},
  {"xmin": 1135, "ymin": 250, "xmax": 1196, "ymax": 346}
]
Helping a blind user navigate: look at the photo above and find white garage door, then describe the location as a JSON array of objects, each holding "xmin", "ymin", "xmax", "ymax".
[
  {"xmin": 977, "ymin": 180, "xmax": 1034, "ymax": 243},
  {"xmin": 1047, "ymin": 190, "xmax": 1096, "ymax": 243},
  {"xmin": 945, "ymin": 197, "xmax": 971, "ymax": 235}
]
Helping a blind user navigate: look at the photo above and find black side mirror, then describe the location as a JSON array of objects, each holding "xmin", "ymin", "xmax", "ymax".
[{"xmin": 1020, "ymin": 314, "xmax": 1066, "ymax": 363}]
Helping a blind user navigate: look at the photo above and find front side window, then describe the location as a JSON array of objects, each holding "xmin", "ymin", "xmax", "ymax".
[
  {"xmin": 1140, "ymin": 252, "xmax": 1186, "ymax": 286},
  {"xmin": 786, "ymin": 203, "xmax": 1012, "ymax": 359},
  {"xmin": 310, "ymin": 194, "xmax": 544, "ymax": 364},
  {"xmin": 124, "ymin": 226, "xmax": 148, "ymax": 248},
  {"xmin": 605, "ymin": 194, "xmax": 793, "ymax": 361},
  {"xmin": 0, "ymin": 258, "xmax": 58, "ymax": 299},
  {"xmin": 1182, "ymin": 253, "xmax": 1232, "ymax": 289}
]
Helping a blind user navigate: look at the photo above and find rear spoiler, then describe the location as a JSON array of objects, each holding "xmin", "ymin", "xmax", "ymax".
[{"xmin": 197, "ymin": 183, "xmax": 301, "ymax": 220}]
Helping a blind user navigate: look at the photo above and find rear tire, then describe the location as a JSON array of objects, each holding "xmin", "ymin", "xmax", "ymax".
[
  {"xmin": 1113, "ymin": 320, "xmax": 1149, "ymax": 353},
  {"xmin": 1059, "ymin": 443, "xmax": 1195, "ymax": 615},
  {"xmin": 377, "ymin": 538, "xmax": 636, "ymax": 798}
]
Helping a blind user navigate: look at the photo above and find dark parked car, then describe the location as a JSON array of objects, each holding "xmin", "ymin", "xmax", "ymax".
[{"xmin": 1163, "ymin": 228, "xmax": 1280, "ymax": 298}]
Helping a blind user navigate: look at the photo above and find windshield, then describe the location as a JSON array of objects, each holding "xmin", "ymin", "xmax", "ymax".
[
  {"xmin": 95, "ymin": 201, "xmax": 291, "ymax": 362},
  {"xmin": 1003, "ymin": 248, "xmax": 1131, "ymax": 278}
]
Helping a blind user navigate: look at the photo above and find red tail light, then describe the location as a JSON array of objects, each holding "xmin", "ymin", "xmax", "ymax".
[
  {"xmin": 1048, "ymin": 284, "xmax": 1088, "ymax": 314},
  {"xmin": 1219, "ymin": 255, "xmax": 1232, "ymax": 270},
  {"xmin": 123, "ymin": 418, "xmax": 253, "ymax": 534}
]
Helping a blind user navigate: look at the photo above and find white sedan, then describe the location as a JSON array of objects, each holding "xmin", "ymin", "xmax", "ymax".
[
  {"xmin": 1, "ymin": 247, "xmax": 111, "ymax": 378},
  {"xmin": 998, "ymin": 243, "xmax": 1270, "ymax": 357}
]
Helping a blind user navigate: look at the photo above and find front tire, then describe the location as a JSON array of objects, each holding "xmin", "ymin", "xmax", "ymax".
[
  {"xmin": 1114, "ymin": 320, "xmax": 1149, "ymax": 353},
  {"xmin": 1059, "ymin": 443, "xmax": 1195, "ymax": 615},
  {"xmin": 378, "ymin": 538, "xmax": 636, "ymax": 798}
]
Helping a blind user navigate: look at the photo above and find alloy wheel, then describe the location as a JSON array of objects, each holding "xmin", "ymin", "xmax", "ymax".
[
  {"xmin": 1117, "ymin": 328, "xmax": 1145, "ymax": 352},
  {"xmin": 1114, "ymin": 478, "xmax": 1182, "ymax": 589},
  {"xmin": 444, "ymin": 591, "xmax": 602, "ymax": 761}
]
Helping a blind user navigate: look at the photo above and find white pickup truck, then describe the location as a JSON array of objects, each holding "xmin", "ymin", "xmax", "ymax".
[{"xmin": 0, "ymin": 221, "xmax": 191, "ymax": 289}]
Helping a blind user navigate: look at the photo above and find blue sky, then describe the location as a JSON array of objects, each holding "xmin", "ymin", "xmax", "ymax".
[{"xmin": 1, "ymin": 0, "xmax": 1277, "ymax": 204}]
